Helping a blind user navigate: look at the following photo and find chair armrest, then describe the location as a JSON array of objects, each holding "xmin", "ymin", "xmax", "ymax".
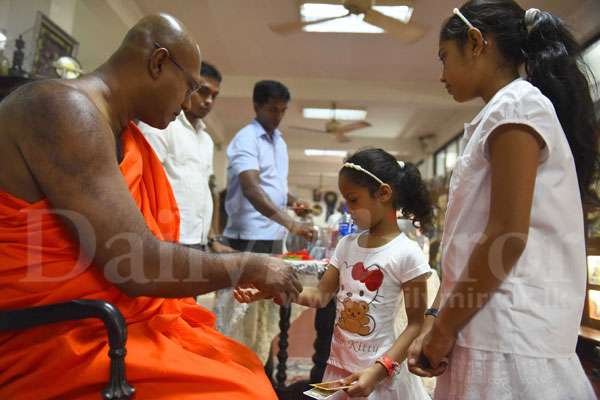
[{"xmin": 0, "ymin": 300, "xmax": 135, "ymax": 400}]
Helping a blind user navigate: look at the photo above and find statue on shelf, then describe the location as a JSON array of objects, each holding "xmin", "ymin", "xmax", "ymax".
[{"xmin": 9, "ymin": 35, "xmax": 27, "ymax": 77}]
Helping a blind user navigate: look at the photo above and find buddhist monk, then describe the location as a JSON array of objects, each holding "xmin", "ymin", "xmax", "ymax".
[{"xmin": 0, "ymin": 13, "xmax": 301, "ymax": 400}]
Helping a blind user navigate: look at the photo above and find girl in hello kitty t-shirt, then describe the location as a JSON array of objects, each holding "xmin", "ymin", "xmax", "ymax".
[{"xmin": 236, "ymin": 148, "xmax": 433, "ymax": 399}]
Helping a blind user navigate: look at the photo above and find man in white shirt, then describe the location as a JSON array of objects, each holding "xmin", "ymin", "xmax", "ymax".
[{"xmin": 139, "ymin": 62, "xmax": 231, "ymax": 252}]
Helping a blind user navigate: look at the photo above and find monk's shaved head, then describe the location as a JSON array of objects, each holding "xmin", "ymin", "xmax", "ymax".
[
  {"xmin": 117, "ymin": 13, "xmax": 200, "ymax": 63},
  {"xmin": 97, "ymin": 13, "xmax": 203, "ymax": 130}
]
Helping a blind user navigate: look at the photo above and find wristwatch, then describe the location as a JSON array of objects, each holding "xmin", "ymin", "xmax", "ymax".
[{"xmin": 424, "ymin": 307, "xmax": 439, "ymax": 317}]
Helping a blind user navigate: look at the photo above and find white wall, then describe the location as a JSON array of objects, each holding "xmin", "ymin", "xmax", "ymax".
[
  {"xmin": 71, "ymin": 0, "xmax": 129, "ymax": 71},
  {"xmin": 0, "ymin": 1, "xmax": 10, "ymax": 37},
  {"xmin": 48, "ymin": 0, "xmax": 76, "ymax": 34}
]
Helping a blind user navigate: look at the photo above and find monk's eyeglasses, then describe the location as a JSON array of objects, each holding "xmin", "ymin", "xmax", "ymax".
[{"xmin": 153, "ymin": 41, "xmax": 201, "ymax": 98}]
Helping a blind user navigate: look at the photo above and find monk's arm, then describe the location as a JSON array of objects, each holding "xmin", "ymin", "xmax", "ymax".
[{"xmin": 15, "ymin": 84, "xmax": 298, "ymax": 298}]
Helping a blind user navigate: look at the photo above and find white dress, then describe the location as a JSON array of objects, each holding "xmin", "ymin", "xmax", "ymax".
[
  {"xmin": 434, "ymin": 345, "xmax": 595, "ymax": 400},
  {"xmin": 435, "ymin": 78, "xmax": 595, "ymax": 399},
  {"xmin": 324, "ymin": 233, "xmax": 432, "ymax": 400}
]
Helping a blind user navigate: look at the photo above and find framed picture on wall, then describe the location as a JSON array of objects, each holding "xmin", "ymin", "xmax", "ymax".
[{"xmin": 30, "ymin": 12, "xmax": 79, "ymax": 78}]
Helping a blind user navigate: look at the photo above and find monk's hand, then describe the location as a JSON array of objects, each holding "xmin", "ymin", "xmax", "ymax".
[
  {"xmin": 342, "ymin": 364, "xmax": 387, "ymax": 398},
  {"xmin": 244, "ymin": 256, "xmax": 303, "ymax": 305}
]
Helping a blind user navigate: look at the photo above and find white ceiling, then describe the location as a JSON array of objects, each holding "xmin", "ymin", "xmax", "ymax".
[{"xmin": 77, "ymin": 0, "xmax": 600, "ymax": 190}]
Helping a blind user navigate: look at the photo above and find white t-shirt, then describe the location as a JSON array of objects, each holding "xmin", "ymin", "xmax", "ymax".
[
  {"xmin": 328, "ymin": 232, "xmax": 431, "ymax": 372},
  {"xmin": 138, "ymin": 113, "xmax": 214, "ymax": 245},
  {"xmin": 441, "ymin": 78, "xmax": 587, "ymax": 357}
]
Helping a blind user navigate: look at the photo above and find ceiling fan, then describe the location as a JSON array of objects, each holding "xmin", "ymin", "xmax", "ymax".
[
  {"xmin": 269, "ymin": 0, "xmax": 424, "ymax": 44},
  {"xmin": 289, "ymin": 102, "xmax": 371, "ymax": 143}
]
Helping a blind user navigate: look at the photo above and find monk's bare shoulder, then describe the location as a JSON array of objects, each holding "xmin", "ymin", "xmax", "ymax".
[
  {"xmin": 0, "ymin": 79, "xmax": 117, "ymax": 201},
  {"xmin": 3, "ymin": 79, "xmax": 111, "ymax": 144}
]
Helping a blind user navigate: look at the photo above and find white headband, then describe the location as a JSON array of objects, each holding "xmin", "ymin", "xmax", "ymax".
[
  {"xmin": 455, "ymin": 7, "xmax": 542, "ymax": 34},
  {"xmin": 453, "ymin": 8, "xmax": 473, "ymax": 29},
  {"xmin": 342, "ymin": 161, "xmax": 406, "ymax": 186},
  {"xmin": 452, "ymin": 8, "xmax": 488, "ymax": 46},
  {"xmin": 343, "ymin": 162, "xmax": 384, "ymax": 186}
]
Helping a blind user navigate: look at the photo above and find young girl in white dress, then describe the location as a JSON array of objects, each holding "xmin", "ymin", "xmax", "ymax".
[
  {"xmin": 237, "ymin": 148, "xmax": 434, "ymax": 399},
  {"xmin": 407, "ymin": 1, "xmax": 598, "ymax": 399}
]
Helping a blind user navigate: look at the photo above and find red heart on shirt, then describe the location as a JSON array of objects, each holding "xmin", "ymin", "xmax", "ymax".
[
  {"xmin": 364, "ymin": 269, "xmax": 384, "ymax": 291},
  {"xmin": 351, "ymin": 263, "xmax": 384, "ymax": 291},
  {"xmin": 351, "ymin": 262, "xmax": 367, "ymax": 281}
]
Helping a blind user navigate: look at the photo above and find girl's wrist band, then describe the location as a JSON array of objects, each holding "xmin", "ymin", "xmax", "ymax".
[{"xmin": 375, "ymin": 355, "xmax": 399, "ymax": 377}]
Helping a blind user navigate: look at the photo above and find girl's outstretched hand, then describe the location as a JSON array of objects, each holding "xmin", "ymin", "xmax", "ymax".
[
  {"xmin": 233, "ymin": 285, "xmax": 273, "ymax": 303},
  {"xmin": 340, "ymin": 364, "xmax": 387, "ymax": 398}
]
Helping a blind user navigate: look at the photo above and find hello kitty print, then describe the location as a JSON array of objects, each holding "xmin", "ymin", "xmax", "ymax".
[
  {"xmin": 337, "ymin": 262, "xmax": 384, "ymax": 336},
  {"xmin": 326, "ymin": 232, "xmax": 431, "ymax": 372}
]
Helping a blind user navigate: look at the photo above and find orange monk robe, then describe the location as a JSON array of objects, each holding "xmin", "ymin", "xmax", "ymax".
[{"xmin": 0, "ymin": 122, "xmax": 277, "ymax": 400}]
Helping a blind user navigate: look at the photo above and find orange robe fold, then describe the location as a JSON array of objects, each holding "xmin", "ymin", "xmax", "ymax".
[{"xmin": 0, "ymin": 122, "xmax": 276, "ymax": 400}]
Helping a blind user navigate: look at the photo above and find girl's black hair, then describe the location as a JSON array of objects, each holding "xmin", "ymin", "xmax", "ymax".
[
  {"xmin": 341, "ymin": 148, "xmax": 433, "ymax": 229},
  {"xmin": 441, "ymin": 0, "xmax": 599, "ymax": 201}
]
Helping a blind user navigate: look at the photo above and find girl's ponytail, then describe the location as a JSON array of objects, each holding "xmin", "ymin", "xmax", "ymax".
[
  {"xmin": 441, "ymin": 1, "xmax": 599, "ymax": 200},
  {"xmin": 524, "ymin": 9, "xmax": 599, "ymax": 200},
  {"xmin": 341, "ymin": 149, "xmax": 433, "ymax": 230},
  {"xmin": 395, "ymin": 163, "xmax": 433, "ymax": 230}
]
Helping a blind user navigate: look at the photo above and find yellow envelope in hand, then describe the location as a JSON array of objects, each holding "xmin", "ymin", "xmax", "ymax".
[
  {"xmin": 310, "ymin": 379, "xmax": 354, "ymax": 391},
  {"xmin": 303, "ymin": 387, "xmax": 340, "ymax": 400}
]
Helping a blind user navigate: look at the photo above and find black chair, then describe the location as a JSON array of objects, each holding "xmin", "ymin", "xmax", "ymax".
[{"xmin": 0, "ymin": 300, "xmax": 135, "ymax": 400}]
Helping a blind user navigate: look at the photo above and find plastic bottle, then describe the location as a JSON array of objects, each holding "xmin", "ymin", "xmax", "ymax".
[{"xmin": 338, "ymin": 208, "xmax": 352, "ymax": 237}]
